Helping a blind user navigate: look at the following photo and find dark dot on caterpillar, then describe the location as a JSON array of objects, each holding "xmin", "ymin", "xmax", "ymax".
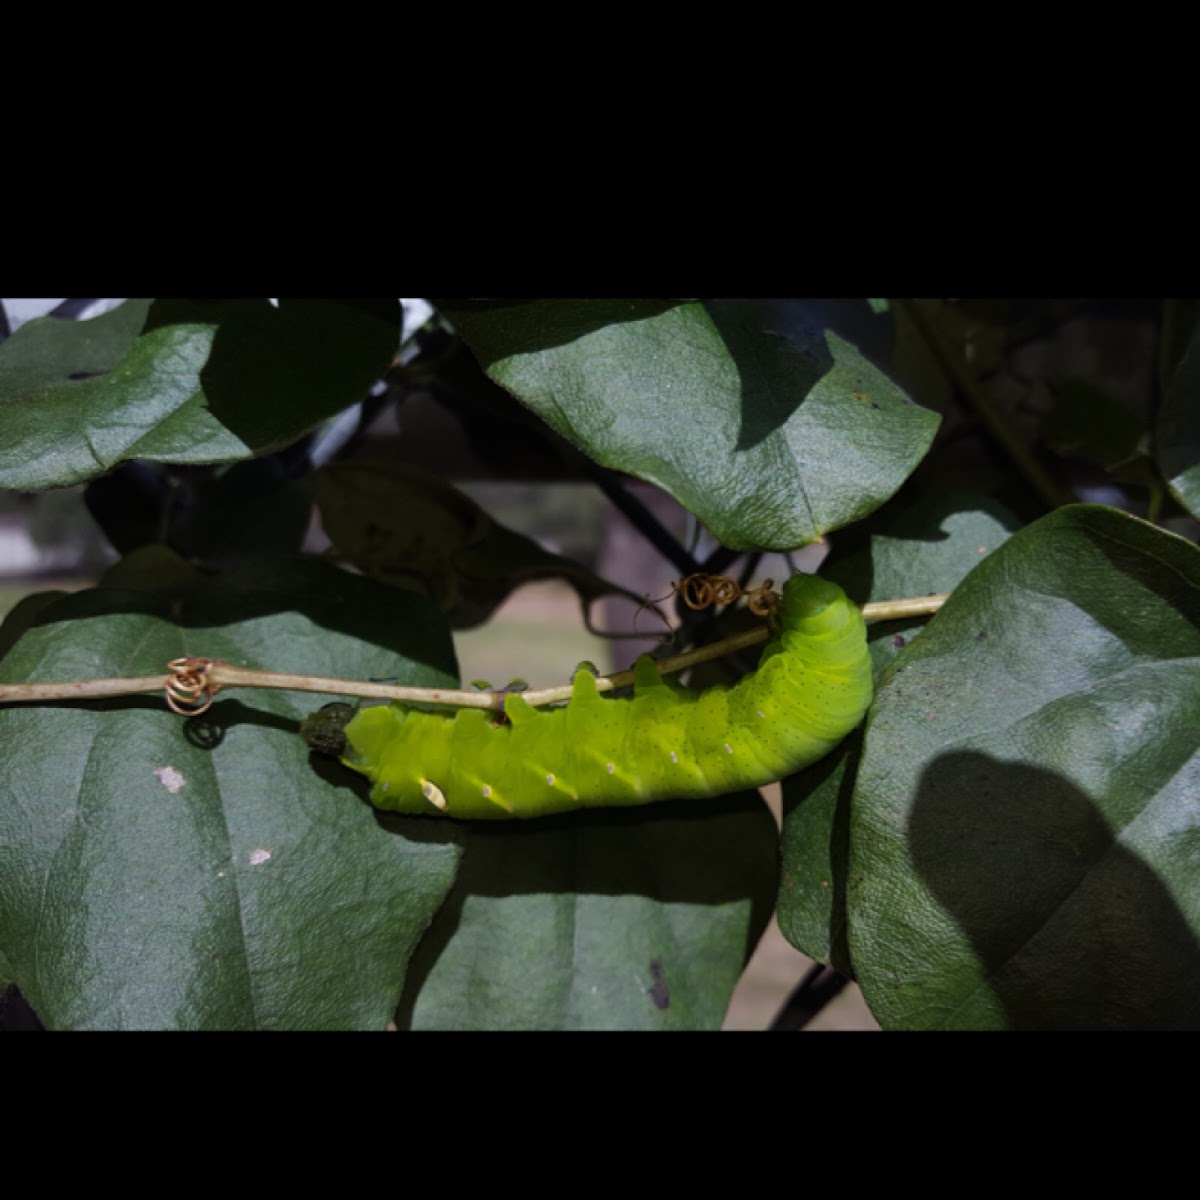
[
  {"xmin": 976, "ymin": 630, "xmax": 988, "ymax": 641},
  {"xmin": 891, "ymin": 635, "xmax": 906, "ymax": 648},
  {"xmin": 872, "ymin": 402, "xmax": 880, "ymax": 410}
]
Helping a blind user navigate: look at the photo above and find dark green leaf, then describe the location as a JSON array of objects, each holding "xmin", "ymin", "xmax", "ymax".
[
  {"xmin": 438, "ymin": 299, "xmax": 940, "ymax": 550},
  {"xmin": 777, "ymin": 732, "xmax": 861, "ymax": 973},
  {"xmin": 1040, "ymin": 378, "xmax": 1147, "ymax": 473},
  {"xmin": 778, "ymin": 493, "xmax": 1020, "ymax": 966},
  {"xmin": 888, "ymin": 299, "xmax": 1037, "ymax": 422},
  {"xmin": 396, "ymin": 795, "xmax": 778, "ymax": 1030},
  {"xmin": 1160, "ymin": 299, "xmax": 1200, "ymax": 383},
  {"xmin": 172, "ymin": 460, "xmax": 316, "ymax": 564},
  {"xmin": 317, "ymin": 461, "xmax": 653, "ymax": 631},
  {"xmin": 0, "ymin": 298, "xmax": 153, "ymax": 388},
  {"xmin": 0, "ymin": 299, "xmax": 399, "ymax": 490},
  {"xmin": 85, "ymin": 458, "xmax": 316, "ymax": 563},
  {"xmin": 1158, "ymin": 320, "xmax": 1200, "ymax": 519},
  {"xmin": 0, "ymin": 589, "xmax": 69, "ymax": 662},
  {"xmin": 0, "ymin": 550, "xmax": 460, "ymax": 1029},
  {"xmin": 849, "ymin": 505, "xmax": 1200, "ymax": 1029}
]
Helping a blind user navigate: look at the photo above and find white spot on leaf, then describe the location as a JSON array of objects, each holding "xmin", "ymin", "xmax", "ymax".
[
  {"xmin": 249, "ymin": 849, "xmax": 271, "ymax": 866},
  {"xmin": 154, "ymin": 765, "xmax": 186, "ymax": 794}
]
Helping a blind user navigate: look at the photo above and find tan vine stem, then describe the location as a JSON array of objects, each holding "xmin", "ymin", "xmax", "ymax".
[{"xmin": 0, "ymin": 593, "xmax": 949, "ymax": 711}]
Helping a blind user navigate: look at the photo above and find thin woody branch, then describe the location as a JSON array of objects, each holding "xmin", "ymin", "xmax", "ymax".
[{"xmin": 0, "ymin": 593, "xmax": 949, "ymax": 713}]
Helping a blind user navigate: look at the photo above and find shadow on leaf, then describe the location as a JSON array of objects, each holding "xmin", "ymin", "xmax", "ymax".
[{"xmin": 907, "ymin": 751, "xmax": 1200, "ymax": 1030}]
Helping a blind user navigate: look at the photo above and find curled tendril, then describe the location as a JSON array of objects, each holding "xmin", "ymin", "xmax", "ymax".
[
  {"xmin": 165, "ymin": 657, "xmax": 224, "ymax": 716},
  {"xmin": 744, "ymin": 580, "xmax": 779, "ymax": 618},
  {"xmin": 675, "ymin": 573, "xmax": 779, "ymax": 618}
]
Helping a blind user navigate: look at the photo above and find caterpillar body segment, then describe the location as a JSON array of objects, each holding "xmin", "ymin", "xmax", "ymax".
[{"xmin": 339, "ymin": 574, "xmax": 871, "ymax": 819}]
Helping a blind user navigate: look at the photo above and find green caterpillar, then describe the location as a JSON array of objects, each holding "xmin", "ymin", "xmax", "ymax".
[{"xmin": 306, "ymin": 574, "xmax": 871, "ymax": 819}]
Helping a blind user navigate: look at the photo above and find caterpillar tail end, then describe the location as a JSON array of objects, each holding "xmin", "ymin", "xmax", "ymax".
[{"xmin": 300, "ymin": 702, "xmax": 356, "ymax": 757}]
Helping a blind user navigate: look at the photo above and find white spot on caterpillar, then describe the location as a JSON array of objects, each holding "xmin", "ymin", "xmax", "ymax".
[
  {"xmin": 670, "ymin": 751, "xmax": 679, "ymax": 763},
  {"xmin": 607, "ymin": 762, "xmax": 615, "ymax": 774},
  {"xmin": 482, "ymin": 785, "xmax": 491, "ymax": 798},
  {"xmin": 725, "ymin": 743, "xmax": 734, "ymax": 754},
  {"xmin": 154, "ymin": 765, "xmax": 185, "ymax": 794},
  {"xmin": 756, "ymin": 710, "xmax": 766, "ymax": 719},
  {"xmin": 546, "ymin": 773, "xmax": 555, "ymax": 786},
  {"xmin": 420, "ymin": 778, "xmax": 448, "ymax": 812},
  {"xmin": 382, "ymin": 781, "xmax": 390, "ymax": 792},
  {"xmin": 249, "ymin": 849, "xmax": 271, "ymax": 866}
]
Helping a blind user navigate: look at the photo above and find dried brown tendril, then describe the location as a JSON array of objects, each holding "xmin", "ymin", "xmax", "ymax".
[
  {"xmin": 165, "ymin": 657, "xmax": 224, "ymax": 716},
  {"xmin": 675, "ymin": 573, "xmax": 779, "ymax": 618}
]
